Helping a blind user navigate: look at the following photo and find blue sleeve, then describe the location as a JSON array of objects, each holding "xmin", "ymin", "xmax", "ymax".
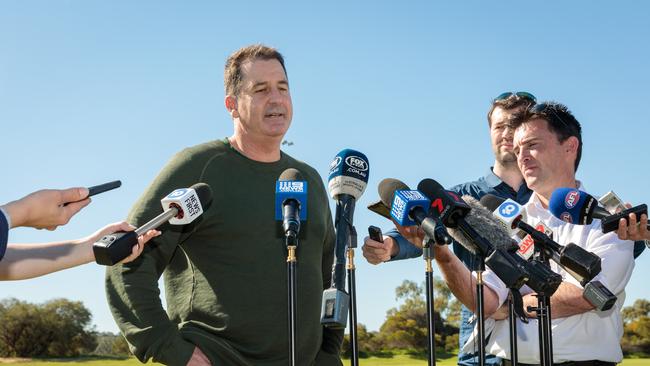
[
  {"xmin": 0, "ymin": 209, "xmax": 8, "ymax": 261},
  {"xmin": 385, "ymin": 228, "xmax": 422, "ymax": 261},
  {"xmin": 633, "ymin": 240, "xmax": 646, "ymax": 259}
]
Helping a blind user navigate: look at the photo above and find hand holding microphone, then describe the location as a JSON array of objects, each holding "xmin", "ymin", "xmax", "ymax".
[{"xmin": 93, "ymin": 183, "xmax": 213, "ymax": 265}]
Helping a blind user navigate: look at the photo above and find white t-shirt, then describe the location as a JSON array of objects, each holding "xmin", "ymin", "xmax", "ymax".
[{"xmin": 463, "ymin": 191, "xmax": 635, "ymax": 363}]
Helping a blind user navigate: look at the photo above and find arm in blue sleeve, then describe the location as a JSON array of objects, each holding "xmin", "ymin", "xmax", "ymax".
[
  {"xmin": 0, "ymin": 208, "xmax": 9, "ymax": 261},
  {"xmin": 633, "ymin": 240, "xmax": 646, "ymax": 259},
  {"xmin": 385, "ymin": 228, "xmax": 422, "ymax": 261}
]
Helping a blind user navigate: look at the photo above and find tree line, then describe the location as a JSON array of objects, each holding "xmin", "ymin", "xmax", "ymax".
[{"xmin": 0, "ymin": 286, "xmax": 648, "ymax": 358}]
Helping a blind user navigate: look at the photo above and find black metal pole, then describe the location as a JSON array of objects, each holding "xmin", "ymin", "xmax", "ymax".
[
  {"xmin": 508, "ymin": 293, "xmax": 518, "ymax": 366},
  {"xmin": 424, "ymin": 245, "xmax": 436, "ymax": 366},
  {"xmin": 475, "ymin": 258, "xmax": 486, "ymax": 366},
  {"xmin": 286, "ymin": 240, "xmax": 297, "ymax": 366},
  {"xmin": 347, "ymin": 226, "xmax": 359, "ymax": 366}
]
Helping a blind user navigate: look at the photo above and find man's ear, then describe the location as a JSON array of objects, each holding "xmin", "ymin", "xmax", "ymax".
[
  {"xmin": 564, "ymin": 136, "xmax": 579, "ymax": 154},
  {"xmin": 225, "ymin": 95, "xmax": 238, "ymax": 118}
]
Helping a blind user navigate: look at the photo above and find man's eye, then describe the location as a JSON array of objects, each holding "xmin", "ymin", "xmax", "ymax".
[{"xmin": 255, "ymin": 88, "xmax": 266, "ymax": 93}]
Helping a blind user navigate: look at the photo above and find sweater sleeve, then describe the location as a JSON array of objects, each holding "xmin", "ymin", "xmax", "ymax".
[{"xmin": 105, "ymin": 149, "xmax": 201, "ymax": 366}]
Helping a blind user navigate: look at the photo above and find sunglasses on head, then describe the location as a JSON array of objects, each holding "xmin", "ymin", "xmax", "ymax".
[
  {"xmin": 493, "ymin": 91, "xmax": 537, "ymax": 103},
  {"xmin": 529, "ymin": 103, "xmax": 570, "ymax": 129}
]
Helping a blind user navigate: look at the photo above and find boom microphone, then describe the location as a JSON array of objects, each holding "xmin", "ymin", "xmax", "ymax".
[
  {"xmin": 93, "ymin": 183, "xmax": 213, "ymax": 265},
  {"xmin": 549, "ymin": 188, "xmax": 648, "ymax": 233},
  {"xmin": 321, "ymin": 149, "xmax": 369, "ymax": 329}
]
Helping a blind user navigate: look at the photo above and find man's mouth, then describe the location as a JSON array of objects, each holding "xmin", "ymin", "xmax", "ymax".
[{"xmin": 265, "ymin": 112, "xmax": 284, "ymax": 118}]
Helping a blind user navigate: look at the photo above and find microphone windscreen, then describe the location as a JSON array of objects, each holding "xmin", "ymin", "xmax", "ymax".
[
  {"xmin": 279, "ymin": 167, "xmax": 305, "ymax": 181},
  {"xmin": 328, "ymin": 149, "xmax": 369, "ymax": 200},
  {"xmin": 378, "ymin": 178, "xmax": 410, "ymax": 208},
  {"xmin": 190, "ymin": 183, "xmax": 213, "ymax": 211},
  {"xmin": 549, "ymin": 188, "xmax": 596, "ymax": 225},
  {"xmin": 479, "ymin": 194, "xmax": 506, "ymax": 212},
  {"xmin": 416, "ymin": 178, "xmax": 446, "ymax": 199},
  {"xmin": 446, "ymin": 195, "xmax": 520, "ymax": 253}
]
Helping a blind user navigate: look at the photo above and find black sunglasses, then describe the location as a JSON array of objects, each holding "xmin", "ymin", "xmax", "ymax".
[
  {"xmin": 529, "ymin": 103, "xmax": 570, "ymax": 129},
  {"xmin": 493, "ymin": 91, "xmax": 537, "ymax": 103}
]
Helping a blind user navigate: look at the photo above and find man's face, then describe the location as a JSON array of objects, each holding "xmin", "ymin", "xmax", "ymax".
[
  {"xmin": 489, "ymin": 106, "xmax": 519, "ymax": 164},
  {"xmin": 513, "ymin": 118, "xmax": 576, "ymax": 197},
  {"xmin": 231, "ymin": 58, "xmax": 292, "ymax": 139}
]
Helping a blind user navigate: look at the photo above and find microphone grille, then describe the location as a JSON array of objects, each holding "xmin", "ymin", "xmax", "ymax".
[
  {"xmin": 377, "ymin": 178, "xmax": 410, "ymax": 207},
  {"xmin": 190, "ymin": 183, "xmax": 214, "ymax": 211}
]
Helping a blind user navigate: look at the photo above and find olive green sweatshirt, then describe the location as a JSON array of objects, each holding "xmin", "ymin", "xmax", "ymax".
[{"xmin": 106, "ymin": 140, "xmax": 343, "ymax": 366}]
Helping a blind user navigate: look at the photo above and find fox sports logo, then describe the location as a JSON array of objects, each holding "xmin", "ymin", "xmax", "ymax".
[{"xmin": 345, "ymin": 156, "xmax": 368, "ymax": 171}]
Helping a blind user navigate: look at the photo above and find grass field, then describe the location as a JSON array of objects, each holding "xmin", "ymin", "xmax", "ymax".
[{"xmin": 1, "ymin": 355, "xmax": 649, "ymax": 365}]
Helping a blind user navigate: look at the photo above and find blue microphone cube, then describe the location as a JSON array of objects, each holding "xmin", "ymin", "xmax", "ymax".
[
  {"xmin": 275, "ymin": 180, "xmax": 308, "ymax": 221},
  {"xmin": 390, "ymin": 190, "xmax": 430, "ymax": 226},
  {"xmin": 549, "ymin": 188, "xmax": 593, "ymax": 224}
]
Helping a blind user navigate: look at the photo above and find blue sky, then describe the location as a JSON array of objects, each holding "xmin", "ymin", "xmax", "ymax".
[{"xmin": 1, "ymin": 1, "xmax": 648, "ymax": 333}]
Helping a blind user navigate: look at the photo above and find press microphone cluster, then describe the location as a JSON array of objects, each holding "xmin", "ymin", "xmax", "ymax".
[
  {"xmin": 93, "ymin": 183, "xmax": 213, "ymax": 265},
  {"xmin": 550, "ymin": 188, "xmax": 648, "ymax": 233},
  {"xmin": 321, "ymin": 149, "xmax": 369, "ymax": 329},
  {"xmin": 417, "ymin": 179, "xmax": 545, "ymax": 292},
  {"xmin": 482, "ymin": 194, "xmax": 601, "ymax": 285},
  {"xmin": 483, "ymin": 193, "xmax": 616, "ymax": 311}
]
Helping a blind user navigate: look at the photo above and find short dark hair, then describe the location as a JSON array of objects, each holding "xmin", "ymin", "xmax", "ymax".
[
  {"xmin": 487, "ymin": 94, "xmax": 535, "ymax": 126},
  {"xmin": 518, "ymin": 101, "xmax": 583, "ymax": 172},
  {"xmin": 224, "ymin": 44, "xmax": 287, "ymax": 96}
]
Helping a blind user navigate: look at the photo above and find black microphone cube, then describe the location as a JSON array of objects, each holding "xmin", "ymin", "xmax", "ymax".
[
  {"xmin": 559, "ymin": 243, "xmax": 602, "ymax": 282},
  {"xmin": 524, "ymin": 260, "xmax": 562, "ymax": 296},
  {"xmin": 93, "ymin": 231, "xmax": 139, "ymax": 266}
]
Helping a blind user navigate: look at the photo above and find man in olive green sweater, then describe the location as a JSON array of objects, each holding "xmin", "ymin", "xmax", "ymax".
[{"xmin": 106, "ymin": 45, "xmax": 343, "ymax": 366}]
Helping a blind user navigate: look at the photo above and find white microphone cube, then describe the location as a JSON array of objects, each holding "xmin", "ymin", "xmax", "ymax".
[{"xmin": 161, "ymin": 188, "xmax": 203, "ymax": 225}]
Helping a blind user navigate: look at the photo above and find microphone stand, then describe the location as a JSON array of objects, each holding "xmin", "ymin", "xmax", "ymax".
[
  {"xmin": 474, "ymin": 256, "xmax": 487, "ymax": 366},
  {"xmin": 529, "ymin": 248, "xmax": 554, "ymax": 366},
  {"xmin": 346, "ymin": 226, "xmax": 359, "ymax": 366},
  {"xmin": 286, "ymin": 232, "xmax": 298, "ymax": 366},
  {"xmin": 423, "ymin": 238, "xmax": 436, "ymax": 366}
]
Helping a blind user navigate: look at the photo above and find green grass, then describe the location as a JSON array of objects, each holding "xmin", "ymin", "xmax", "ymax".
[{"xmin": 1, "ymin": 356, "xmax": 648, "ymax": 365}]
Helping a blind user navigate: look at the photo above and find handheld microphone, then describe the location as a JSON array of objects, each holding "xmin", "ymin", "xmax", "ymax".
[
  {"xmin": 376, "ymin": 178, "xmax": 451, "ymax": 245},
  {"xmin": 275, "ymin": 169, "xmax": 307, "ymax": 240},
  {"xmin": 549, "ymin": 188, "xmax": 648, "ymax": 233},
  {"xmin": 482, "ymin": 194, "xmax": 602, "ymax": 285},
  {"xmin": 321, "ymin": 149, "xmax": 369, "ymax": 329},
  {"xmin": 93, "ymin": 183, "xmax": 213, "ymax": 265}
]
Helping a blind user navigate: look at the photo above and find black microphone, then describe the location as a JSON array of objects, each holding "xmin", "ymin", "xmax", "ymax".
[
  {"xmin": 93, "ymin": 183, "xmax": 213, "ymax": 265},
  {"xmin": 377, "ymin": 178, "xmax": 451, "ymax": 245},
  {"xmin": 481, "ymin": 194, "xmax": 602, "ymax": 285},
  {"xmin": 275, "ymin": 168, "xmax": 307, "ymax": 241},
  {"xmin": 549, "ymin": 188, "xmax": 648, "ymax": 233}
]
